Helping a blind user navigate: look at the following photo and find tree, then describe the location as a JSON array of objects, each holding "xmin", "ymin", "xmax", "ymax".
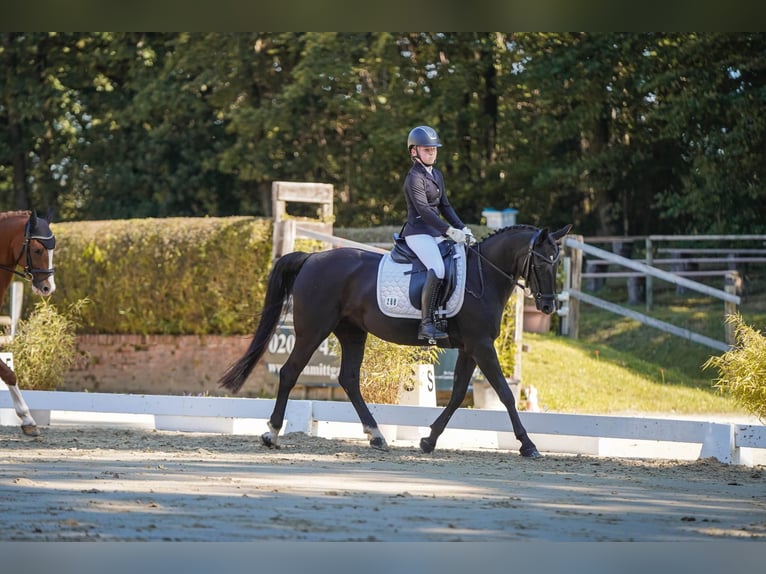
[
  {"xmin": 648, "ymin": 33, "xmax": 766, "ymax": 234},
  {"xmin": 2, "ymin": 33, "xmax": 765, "ymax": 235},
  {"xmin": 0, "ymin": 33, "xmax": 85, "ymax": 213}
]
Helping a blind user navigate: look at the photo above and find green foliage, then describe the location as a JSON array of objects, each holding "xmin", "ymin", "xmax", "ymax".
[
  {"xmin": 4, "ymin": 33, "xmax": 766, "ymax": 237},
  {"xmin": 7, "ymin": 299, "xmax": 87, "ymax": 390},
  {"xmin": 494, "ymin": 291, "xmax": 519, "ymax": 376},
  {"xmin": 703, "ymin": 315, "xmax": 766, "ymax": 422},
  {"xmin": 51, "ymin": 217, "xmax": 272, "ymax": 335},
  {"xmin": 358, "ymin": 335, "xmax": 442, "ymax": 404}
]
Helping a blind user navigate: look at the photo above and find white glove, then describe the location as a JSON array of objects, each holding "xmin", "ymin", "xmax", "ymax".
[
  {"xmin": 462, "ymin": 226, "xmax": 477, "ymax": 246},
  {"xmin": 446, "ymin": 226, "xmax": 467, "ymax": 244}
]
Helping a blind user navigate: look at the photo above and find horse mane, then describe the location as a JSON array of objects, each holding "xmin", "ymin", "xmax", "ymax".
[
  {"xmin": 480, "ymin": 223, "xmax": 538, "ymax": 241},
  {"xmin": 0, "ymin": 210, "xmax": 30, "ymax": 222}
]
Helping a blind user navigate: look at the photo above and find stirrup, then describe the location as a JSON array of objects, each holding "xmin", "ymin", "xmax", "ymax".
[{"xmin": 418, "ymin": 319, "xmax": 447, "ymax": 344}]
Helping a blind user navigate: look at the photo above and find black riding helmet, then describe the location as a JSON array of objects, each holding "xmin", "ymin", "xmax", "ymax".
[{"xmin": 407, "ymin": 125, "xmax": 442, "ymax": 150}]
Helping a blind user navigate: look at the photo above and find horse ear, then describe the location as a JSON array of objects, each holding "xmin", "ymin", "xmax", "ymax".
[
  {"xmin": 29, "ymin": 210, "xmax": 38, "ymax": 227},
  {"xmin": 44, "ymin": 207, "xmax": 55, "ymax": 223},
  {"xmin": 551, "ymin": 224, "xmax": 573, "ymax": 242}
]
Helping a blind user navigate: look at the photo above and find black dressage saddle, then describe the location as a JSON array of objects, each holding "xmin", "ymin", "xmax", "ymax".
[{"xmin": 390, "ymin": 233, "xmax": 459, "ymax": 310}]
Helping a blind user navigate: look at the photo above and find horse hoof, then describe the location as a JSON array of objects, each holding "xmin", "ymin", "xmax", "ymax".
[
  {"xmin": 261, "ymin": 433, "xmax": 280, "ymax": 449},
  {"xmin": 520, "ymin": 446, "xmax": 542, "ymax": 458},
  {"xmin": 419, "ymin": 438, "xmax": 435, "ymax": 454},
  {"xmin": 21, "ymin": 425, "xmax": 40, "ymax": 437},
  {"xmin": 370, "ymin": 436, "xmax": 389, "ymax": 451}
]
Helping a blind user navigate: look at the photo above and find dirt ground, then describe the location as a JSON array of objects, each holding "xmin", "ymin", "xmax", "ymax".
[{"xmin": 1, "ymin": 424, "xmax": 764, "ymax": 542}]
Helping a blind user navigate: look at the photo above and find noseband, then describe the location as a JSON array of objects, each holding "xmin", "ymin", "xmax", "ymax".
[{"xmin": 0, "ymin": 217, "xmax": 56, "ymax": 282}]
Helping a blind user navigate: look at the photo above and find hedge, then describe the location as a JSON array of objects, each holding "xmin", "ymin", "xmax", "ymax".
[{"xmin": 48, "ymin": 217, "xmax": 273, "ymax": 335}]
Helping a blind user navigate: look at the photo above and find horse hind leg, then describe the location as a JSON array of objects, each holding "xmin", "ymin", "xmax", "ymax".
[
  {"xmin": 263, "ymin": 331, "xmax": 330, "ymax": 449},
  {"xmin": 334, "ymin": 324, "xmax": 388, "ymax": 450}
]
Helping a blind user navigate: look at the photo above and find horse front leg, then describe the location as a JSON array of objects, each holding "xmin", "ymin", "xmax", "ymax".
[
  {"xmin": 0, "ymin": 361, "xmax": 39, "ymax": 437},
  {"xmin": 472, "ymin": 341, "xmax": 540, "ymax": 458},
  {"xmin": 420, "ymin": 350, "xmax": 475, "ymax": 454}
]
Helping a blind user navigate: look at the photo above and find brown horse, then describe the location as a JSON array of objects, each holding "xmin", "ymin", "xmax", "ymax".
[
  {"xmin": 0, "ymin": 210, "xmax": 56, "ymax": 436},
  {"xmin": 219, "ymin": 223, "xmax": 571, "ymax": 457}
]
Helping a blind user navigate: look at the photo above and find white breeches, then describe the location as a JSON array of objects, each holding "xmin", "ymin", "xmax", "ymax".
[{"xmin": 405, "ymin": 234, "xmax": 445, "ymax": 279}]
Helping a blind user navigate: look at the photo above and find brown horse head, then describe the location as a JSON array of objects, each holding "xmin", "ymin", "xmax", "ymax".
[
  {"xmin": 0, "ymin": 210, "xmax": 56, "ymax": 298},
  {"xmin": 26, "ymin": 210, "xmax": 57, "ymax": 296}
]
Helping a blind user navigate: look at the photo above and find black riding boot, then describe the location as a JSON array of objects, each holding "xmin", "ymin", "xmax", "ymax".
[{"xmin": 418, "ymin": 270, "xmax": 448, "ymax": 342}]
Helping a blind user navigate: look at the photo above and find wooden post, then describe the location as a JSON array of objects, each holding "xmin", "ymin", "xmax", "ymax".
[
  {"xmin": 513, "ymin": 286, "xmax": 524, "ymax": 382},
  {"xmin": 559, "ymin": 256, "xmax": 571, "ymax": 336},
  {"xmin": 279, "ymin": 220, "xmax": 296, "ymax": 260},
  {"xmin": 567, "ymin": 235, "xmax": 583, "ymax": 339},
  {"xmin": 271, "ymin": 181, "xmax": 334, "ymax": 259},
  {"xmin": 645, "ymin": 237, "xmax": 653, "ymax": 312},
  {"xmin": 724, "ymin": 271, "xmax": 740, "ymax": 346}
]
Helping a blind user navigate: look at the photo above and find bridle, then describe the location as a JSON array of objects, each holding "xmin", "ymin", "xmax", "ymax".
[
  {"xmin": 0, "ymin": 217, "xmax": 56, "ymax": 282},
  {"xmin": 519, "ymin": 229, "xmax": 561, "ymax": 304},
  {"xmin": 466, "ymin": 228, "xmax": 561, "ymax": 301}
]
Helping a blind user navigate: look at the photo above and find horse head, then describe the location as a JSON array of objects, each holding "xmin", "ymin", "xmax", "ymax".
[
  {"xmin": 25, "ymin": 209, "xmax": 57, "ymax": 296},
  {"xmin": 523, "ymin": 224, "xmax": 572, "ymax": 314}
]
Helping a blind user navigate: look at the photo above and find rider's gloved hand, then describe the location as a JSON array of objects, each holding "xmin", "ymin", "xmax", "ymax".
[
  {"xmin": 462, "ymin": 227, "xmax": 477, "ymax": 246},
  {"xmin": 445, "ymin": 226, "xmax": 467, "ymax": 244}
]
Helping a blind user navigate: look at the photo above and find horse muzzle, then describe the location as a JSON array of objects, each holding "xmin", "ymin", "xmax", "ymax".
[
  {"xmin": 535, "ymin": 294, "xmax": 557, "ymax": 315},
  {"xmin": 32, "ymin": 275, "xmax": 56, "ymax": 296}
]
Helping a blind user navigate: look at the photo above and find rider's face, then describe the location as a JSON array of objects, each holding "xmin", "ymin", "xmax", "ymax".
[{"xmin": 414, "ymin": 146, "xmax": 438, "ymax": 165}]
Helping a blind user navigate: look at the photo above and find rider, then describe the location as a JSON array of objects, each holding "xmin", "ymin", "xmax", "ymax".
[{"xmin": 401, "ymin": 125, "xmax": 475, "ymax": 342}]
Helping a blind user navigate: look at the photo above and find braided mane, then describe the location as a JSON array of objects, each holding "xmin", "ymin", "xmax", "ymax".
[
  {"xmin": 0, "ymin": 210, "xmax": 30, "ymax": 222},
  {"xmin": 479, "ymin": 223, "xmax": 538, "ymax": 242}
]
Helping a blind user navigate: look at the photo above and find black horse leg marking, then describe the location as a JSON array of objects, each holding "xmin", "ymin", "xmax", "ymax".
[
  {"xmin": 472, "ymin": 340, "xmax": 540, "ymax": 458},
  {"xmin": 420, "ymin": 350, "xmax": 475, "ymax": 453},
  {"xmin": 334, "ymin": 324, "xmax": 388, "ymax": 450}
]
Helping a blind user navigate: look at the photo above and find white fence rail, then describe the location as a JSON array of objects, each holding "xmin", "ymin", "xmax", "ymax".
[
  {"xmin": 562, "ymin": 236, "xmax": 739, "ymax": 350},
  {"xmin": 1, "ymin": 390, "xmax": 763, "ymax": 466},
  {"xmin": 565, "ymin": 237, "xmax": 740, "ymax": 304}
]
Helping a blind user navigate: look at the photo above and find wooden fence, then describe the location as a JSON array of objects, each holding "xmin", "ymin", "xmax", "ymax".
[{"xmin": 561, "ymin": 235, "xmax": 749, "ymax": 350}]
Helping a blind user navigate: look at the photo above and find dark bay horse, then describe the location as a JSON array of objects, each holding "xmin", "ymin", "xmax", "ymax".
[
  {"xmin": 0, "ymin": 210, "xmax": 57, "ymax": 436},
  {"xmin": 219, "ymin": 223, "xmax": 572, "ymax": 457}
]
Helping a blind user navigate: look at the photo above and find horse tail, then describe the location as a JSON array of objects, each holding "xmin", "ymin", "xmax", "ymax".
[{"xmin": 218, "ymin": 251, "xmax": 312, "ymax": 394}]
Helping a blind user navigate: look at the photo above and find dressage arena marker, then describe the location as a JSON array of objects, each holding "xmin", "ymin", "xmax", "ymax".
[{"xmin": 1, "ymin": 389, "xmax": 764, "ymax": 466}]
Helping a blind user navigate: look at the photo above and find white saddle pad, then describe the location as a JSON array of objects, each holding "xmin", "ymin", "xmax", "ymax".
[{"xmin": 376, "ymin": 244, "xmax": 466, "ymax": 319}]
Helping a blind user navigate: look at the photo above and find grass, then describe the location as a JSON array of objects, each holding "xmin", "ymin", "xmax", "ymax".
[
  {"xmin": 522, "ymin": 332, "xmax": 742, "ymax": 415},
  {"xmin": 520, "ymin": 275, "xmax": 766, "ymax": 417}
]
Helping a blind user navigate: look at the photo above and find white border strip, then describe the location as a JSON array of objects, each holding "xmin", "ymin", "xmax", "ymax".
[{"xmin": 1, "ymin": 390, "xmax": 763, "ymax": 465}]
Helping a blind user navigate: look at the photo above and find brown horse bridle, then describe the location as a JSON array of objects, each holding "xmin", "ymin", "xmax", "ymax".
[{"xmin": 0, "ymin": 216, "xmax": 56, "ymax": 282}]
